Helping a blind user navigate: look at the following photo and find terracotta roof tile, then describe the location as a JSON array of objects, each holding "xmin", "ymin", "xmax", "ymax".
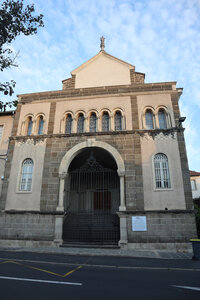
[{"xmin": 190, "ymin": 170, "xmax": 200, "ymax": 176}]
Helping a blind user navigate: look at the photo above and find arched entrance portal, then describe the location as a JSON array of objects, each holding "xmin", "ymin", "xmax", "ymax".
[{"xmin": 63, "ymin": 147, "xmax": 120, "ymax": 245}]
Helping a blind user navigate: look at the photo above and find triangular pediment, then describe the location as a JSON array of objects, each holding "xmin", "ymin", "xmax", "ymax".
[{"xmin": 71, "ymin": 51, "xmax": 135, "ymax": 88}]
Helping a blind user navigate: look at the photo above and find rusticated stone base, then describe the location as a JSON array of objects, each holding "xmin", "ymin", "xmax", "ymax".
[{"xmin": 126, "ymin": 210, "xmax": 197, "ymax": 244}]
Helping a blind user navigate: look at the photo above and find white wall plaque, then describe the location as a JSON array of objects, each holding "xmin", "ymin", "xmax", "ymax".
[{"xmin": 132, "ymin": 216, "xmax": 147, "ymax": 231}]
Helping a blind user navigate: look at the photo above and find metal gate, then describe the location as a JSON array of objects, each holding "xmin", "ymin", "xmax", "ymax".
[{"xmin": 62, "ymin": 152, "xmax": 120, "ymax": 245}]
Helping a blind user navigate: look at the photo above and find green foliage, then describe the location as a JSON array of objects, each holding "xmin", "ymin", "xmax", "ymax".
[{"xmin": 0, "ymin": 0, "xmax": 44, "ymax": 111}]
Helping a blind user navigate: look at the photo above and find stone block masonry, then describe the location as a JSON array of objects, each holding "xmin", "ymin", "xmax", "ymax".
[
  {"xmin": 0, "ymin": 212, "xmax": 55, "ymax": 241},
  {"xmin": 40, "ymin": 132, "xmax": 140, "ymax": 212},
  {"xmin": 127, "ymin": 211, "xmax": 197, "ymax": 244}
]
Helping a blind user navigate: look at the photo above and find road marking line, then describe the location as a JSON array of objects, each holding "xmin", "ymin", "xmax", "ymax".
[
  {"xmin": 63, "ymin": 265, "xmax": 82, "ymax": 277},
  {"xmin": 0, "ymin": 260, "xmax": 82, "ymax": 278},
  {"xmin": 1, "ymin": 258, "xmax": 200, "ymax": 272},
  {"xmin": 0, "ymin": 260, "xmax": 14, "ymax": 264},
  {"xmin": 172, "ymin": 285, "xmax": 200, "ymax": 291},
  {"xmin": 0, "ymin": 276, "xmax": 82, "ymax": 286}
]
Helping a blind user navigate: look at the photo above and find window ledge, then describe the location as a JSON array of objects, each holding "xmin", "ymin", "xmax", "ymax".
[
  {"xmin": 16, "ymin": 191, "xmax": 32, "ymax": 194},
  {"xmin": 154, "ymin": 188, "xmax": 173, "ymax": 192}
]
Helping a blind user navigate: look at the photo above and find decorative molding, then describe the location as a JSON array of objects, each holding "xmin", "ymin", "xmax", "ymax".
[
  {"xmin": 10, "ymin": 127, "xmax": 184, "ymax": 141},
  {"xmin": 15, "ymin": 137, "xmax": 46, "ymax": 146}
]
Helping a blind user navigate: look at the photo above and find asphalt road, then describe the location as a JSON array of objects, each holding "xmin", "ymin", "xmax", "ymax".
[{"xmin": 0, "ymin": 251, "xmax": 199, "ymax": 300}]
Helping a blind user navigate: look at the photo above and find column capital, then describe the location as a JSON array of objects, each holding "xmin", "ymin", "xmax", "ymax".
[
  {"xmin": 117, "ymin": 169, "xmax": 125, "ymax": 177},
  {"xmin": 59, "ymin": 172, "xmax": 68, "ymax": 179}
]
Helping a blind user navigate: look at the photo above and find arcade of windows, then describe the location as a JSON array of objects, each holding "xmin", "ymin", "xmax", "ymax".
[
  {"xmin": 63, "ymin": 110, "xmax": 124, "ymax": 134},
  {"xmin": 22, "ymin": 107, "xmax": 172, "ymax": 136},
  {"xmin": 22, "ymin": 110, "xmax": 124, "ymax": 136},
  {"xmin": 143, "ymin": 107, "xmax": 171, "ymax": 130},
  {"xmin": 22, "ymin": 114, "xmax": 44, "ymax": 136}
]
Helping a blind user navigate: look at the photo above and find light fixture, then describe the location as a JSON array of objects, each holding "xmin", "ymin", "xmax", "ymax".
[{"xmin": 178, "ymin": 117, "xmax": 186, "ymax": 127}]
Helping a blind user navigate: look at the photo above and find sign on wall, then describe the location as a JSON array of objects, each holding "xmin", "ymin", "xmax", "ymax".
[{"xmin": 132, "ymin": 216, "xmax": 147, "ymax": 231}]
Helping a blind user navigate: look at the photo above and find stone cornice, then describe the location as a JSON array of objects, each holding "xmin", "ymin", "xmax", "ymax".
[
  {"xmin": 118, "ymin": 209, "xmax": 194, "ymax": 215},
  {"xmin": 9, "ymin": 127, "xmax": 184, "ymax": 141},
  {"xmin": 18, "ymin": 82, "xmax": 178, "ymax": 103}
]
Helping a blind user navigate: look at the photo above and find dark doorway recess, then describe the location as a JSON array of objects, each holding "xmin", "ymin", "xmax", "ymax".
[{"xmin": 63, "ymin": 147, "xmax": 120, "ymax": 245}]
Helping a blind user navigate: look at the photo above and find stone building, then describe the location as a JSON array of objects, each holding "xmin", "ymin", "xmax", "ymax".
[
  {"xmin": 0, "ymin": 41, "xmax": 197, "ymax": 250},
  {"xmin": 0, "ymin": 111, "xmax": 14, "ymax": 197},
  {"xmin": 190, "ymin": 170, "xmax": 200, "ymax": 199}
]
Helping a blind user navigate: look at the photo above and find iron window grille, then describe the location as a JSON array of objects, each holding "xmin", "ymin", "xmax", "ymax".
[
  {"xmin": 145, "ymin": 110, "xmax": 154, "ymax": 129},
  {"xmin": 158, "ymin": 110, "xmax": 167, "ymax": 129},
  {"xmin": 65, "ymin": 114, "xmax": 72, "ymax": 134},
  {"xmin": 102, "ymin": 112, "xmax": 110, "ymax": 131},
  {"xmin": 19, "ymin": 158, "xmax": 34, "ymax": 191},
  {"xmin": 38, "ymin": 116, "xmax": 44, "ymax": 135},
  {"xmin": 154, "ymin": 153, "xmax": 171, "ymax": 188},
  {"xmin": 77, "ymin": 114, "xmax": 84, "ymax": 133},
  {"xmin": 114, "ymin": 111, "xmax": 122, "ymax": 131},
  {"xmin": 89, "ymin": 113, "xmax": 97, "ymax": 132},
  {"xmin": 27, "ymin": 117, "xmax": 33, "ymax": 135}
]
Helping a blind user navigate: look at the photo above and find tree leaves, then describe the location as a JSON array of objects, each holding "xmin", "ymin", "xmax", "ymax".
[{"xmin": 0, "ymin": 0, "xmax": 44, "ymax": 111}]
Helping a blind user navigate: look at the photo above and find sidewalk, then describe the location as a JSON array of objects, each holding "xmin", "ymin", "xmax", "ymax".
[{"xmin": 0, "ymin": 245, "xmax": 193, "ymax": 260}]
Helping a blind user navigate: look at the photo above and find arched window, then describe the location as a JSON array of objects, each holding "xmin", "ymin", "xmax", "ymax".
[
  {"xmin": 27, "ymin": 117, "xmax": 33, "ymax": 136},
  {"xmin": 65, "ymin": 114, "xmax": 73, "ymax": 134},
  {"xmin": 19, "ymin": 158, "xmax": 34, "ymax": 191},
  {"xmin": 102, "ymin": 112, "xmax": 110, "ymax": 131},
  {"xmin": 145, "ymin": 110, "xmax": 154, "ymax": 129},
  {"xmin": 158, "ymin": 109, "xmax": 167, "ymax": 129},
  {"xmin": 115, "ymin": 111, "xmax": 122, "ymax": 131},
  {"xmin": 89, "ymin": 112, "xmax": 97, "ymax": 132},
  {"xmin": 77, "ymin": 113, "xmax": 84, "ymax": 133},
  {"xmin": 154, "ymin": 153, "xmax": 171, "ymax": 189},
  {"xmin": 37, "ymin": 116, "xmax": 44, "ymax": 135}
]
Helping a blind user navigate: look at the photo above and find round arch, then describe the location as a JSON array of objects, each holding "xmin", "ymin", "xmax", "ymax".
[
  {"xmin": 57, "ymin": 139, "xmax": 125, "ymax": 212},
  {"xmin": 54, "ymin": 139, "xmax": 127, "ymax": 247},
  {"xmin": 59, "ymin": 139, "xmax": 125, "ymax": 176}
]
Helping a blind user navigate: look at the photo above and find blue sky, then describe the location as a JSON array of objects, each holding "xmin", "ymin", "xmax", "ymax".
[{"xmin": 2, "ymin": 0, "xmax": 200, "ymax": 171}]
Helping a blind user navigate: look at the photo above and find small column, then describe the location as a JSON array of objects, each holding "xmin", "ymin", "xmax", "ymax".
[
  {"xmin": 56, "ymin": 172, "xmax": 67, "ymax": 212},
  {"xmin": 118, "ymin": 212, "xmax": 128, "ymax": 249},
  {"xmin": 32, "ymin": 120, "xmax": 36, "ymax": 135},
  {"xmin": 54, "ymin": 215, "xmax": 64, "ymax": 247},
  {"xmin": 85, "ymin": 116, "xmax": 89, "ymax": 132},
  {"xmin": 118, "ymin": 170, "xmax": 126, "ymax": 211},
  {"xmin": 110, "ymin": 114, "xmax": 115, "ymax": 131}
]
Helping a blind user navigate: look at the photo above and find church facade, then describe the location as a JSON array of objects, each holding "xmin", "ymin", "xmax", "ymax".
[{"xmin": 0, "ymin": 44, "xmax": 197, "ymax": 250}]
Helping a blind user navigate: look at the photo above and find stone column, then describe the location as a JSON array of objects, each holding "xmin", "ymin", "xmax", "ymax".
[
  {"xmin": 56, "ymin": 173, "xmax": 67, "ymax": 212},
  {"xmin": 54, "ymin": 214, "xmax": 64, "ymax": 247},
  {"xmin": 118, "ymin": 212, "xmax": 128, "ymax": 249},
  {"xmin": 110, "ymin": 114, "xmax": 114, "ymax": 131},
  {"xmin": 118, "ymin": 170, "xmax": 126, "ymax": 211}
]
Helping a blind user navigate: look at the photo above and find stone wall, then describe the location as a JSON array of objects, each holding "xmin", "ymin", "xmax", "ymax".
[
  {"xmin": 40, "ymin": 132, "xmax": 139, "ymax": 212},
  {"xmin": 0, "ymin": 212, "xmax": 55, "ymax": 241},
  {"xmin": 126, "ymin": 211, "xmax": 197, "ymax": 243},
  {"xmin": 171, "ymin": 93, "xmax": 193, "ymax": 210}
]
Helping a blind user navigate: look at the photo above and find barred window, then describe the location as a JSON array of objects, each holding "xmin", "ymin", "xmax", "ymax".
[
  {"xmin": 154, "ymin": 153, "xmax": 171, "ymax": 189},
  {"xmin": 65, "ymin": 114, "xmax": 72, "ymax": 134},
  {"xmin": 38, "ymin": 116, "xmax": 44, "ymax": 135},
  {"xmin": 115, "ymin": 111, "xmax": 122, "ymax": 131},
  {"xmin": 89, "ymin": 113, "xmax": 97, "ymax": 132},
  {"xmin": 77, "ymin": 113, "xmax": 84, "ymax": 133},
  {"xmin": 158, "ymin": 110, "xmax": 167, "ymax": 129},
  {"xmin": 19, "ymin": 158, "xmax": 34, "ymax": 191},
  {"xmin": 27, "ymin": 117, "xmax": 33, "ymax": 136},
  {"xmin": 102, "ymin": 112, "xmax": 110, "ymax": 131},
  {"xmin": 145, "ymin": 110, "xmax": 154, "ymax": 129}
]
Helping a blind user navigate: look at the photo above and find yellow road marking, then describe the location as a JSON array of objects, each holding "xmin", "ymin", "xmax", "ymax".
[
  {"xmin": 63, "ymin": 265, "xmax": 82, "ymax": 277},
  {"xmin": 0, "ymin": 259, "xmax": 82, "ymax": 278},
  {"xmin": 0, "ymin": 260, "xmax": 14, "ymax": 264}
]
